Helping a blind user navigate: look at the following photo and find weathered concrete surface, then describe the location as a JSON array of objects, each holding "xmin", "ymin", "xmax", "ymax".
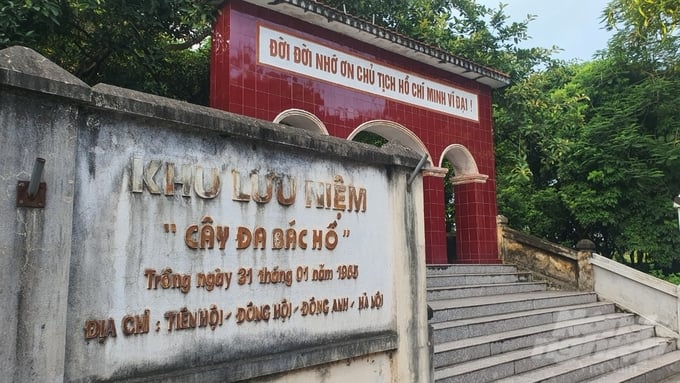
[
  {"xmin": 0, "ymin": 46, "xmax": 429, "ymax": 383},
  {"xmin": 592, "ymin": 254, "xmax": 680, "ymax": 340},
  {"xmin": 499, "ymin": 225, "xmax": 578, "ymax": 289},
  {"xmin": 0, "ymin": 45, "xmax": 91, "ymax": 101},
  {"xmin": 0, "ymin": 46, "xmax": 80, "ymax": 382},
  {"xmin": 576, "ymin": 239, "xmax": 596, "ymax": 291},
  {"xmin": 90, "ymin": 83, "xmax": 421, "ymax": 169},
  {"xmin": 252, "ymin": 352, "xmax": 394, "ymax": 383},
  {"xmin": 497, "ymin": 219, "xmax": 598, "ymax": 292}
]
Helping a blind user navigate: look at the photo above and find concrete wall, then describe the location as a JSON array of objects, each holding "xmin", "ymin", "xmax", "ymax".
[
  {"xmin": 591, "ymin": 254, "xmax": 680, "ymax": 340},
  {"xmin": 497, "ymin": 216, "xmax": 680, "ymax": 343},
  {"xmin": 0, "ymin": 46, "xmax": 430, "ymax": 382},
  {"xmin": 497, "ymin": 217, "xmax": 593, "ymax": 291},
  {"xmin": 498, "ymin": 220, "xmax": 578, "ymax": 289}
]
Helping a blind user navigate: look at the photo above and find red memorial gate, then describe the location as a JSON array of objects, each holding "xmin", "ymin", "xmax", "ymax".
[{"xmin": 209, "ymin": 0, "xmax": 511, "ymax": 264}]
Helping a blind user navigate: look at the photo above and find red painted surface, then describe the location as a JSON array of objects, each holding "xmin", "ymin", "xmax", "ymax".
[{"xmin": 211, "ymin": 1, "xmax": 499, "ymax": 264}]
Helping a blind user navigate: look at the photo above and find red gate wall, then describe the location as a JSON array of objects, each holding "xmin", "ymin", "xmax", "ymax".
[{"xmin": 210, "ymin": 0, "xmax": 504, "ymax": 264}]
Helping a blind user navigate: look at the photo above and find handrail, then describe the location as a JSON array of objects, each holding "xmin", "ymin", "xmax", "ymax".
[{"xmin": 590, "ymin": 253, "xmax": 680, "ymax": 339}]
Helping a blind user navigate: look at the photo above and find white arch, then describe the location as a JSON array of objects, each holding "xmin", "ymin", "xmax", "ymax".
[
  {"xmin": 440, "ymin": 144, "xmax": 488, "ymax": 185},
  {"xmin": 273, "ymin": 109, "xmax": 329, "ymax": 135},
  {"xmin": 348, "ymin": 120, "xmax": 434, "ymax": 167}
]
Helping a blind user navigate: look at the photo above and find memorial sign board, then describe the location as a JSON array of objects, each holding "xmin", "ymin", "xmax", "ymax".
[
  {"xmin": 258, "ymin": 24, "xmax": 479, "ymax": 122},
  {"xmin": 65, "ymin": 119, "xmax": 395, "ymax": 380}
]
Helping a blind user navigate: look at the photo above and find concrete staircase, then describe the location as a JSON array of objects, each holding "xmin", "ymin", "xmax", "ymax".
[{"xmin": 428, "ymin": 264, "xmax": 680, "ymax": 382}]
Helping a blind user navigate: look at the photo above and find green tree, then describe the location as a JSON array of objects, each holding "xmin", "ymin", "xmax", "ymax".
[
  {"xmin": 18, "ymin": 0, "xmax": 678, "ymax": 270},
  {"xmin": 0, "ymin": 1, "xmax": 62, "ymax": 46},
  {"xmin": 320, "ymin": 0, "xmax": 556, "ymax": 79},
  {"xmin": 494, "ymin": 25, "xmax": 680, "ymax": 269},
  {"xmin": 1, "ymin": 0, "xmax": 224, "ymax": 104},
  {"xmin": 561, "ymin": 34, "xmax": 680, "ymax": 269},
  {"xmin": 494, "ymin": 63, "xmax": 589, "ymax": 244},
  {"xmin": 605, "ymin": 0, "xmax": 680, "ymax": 40}
]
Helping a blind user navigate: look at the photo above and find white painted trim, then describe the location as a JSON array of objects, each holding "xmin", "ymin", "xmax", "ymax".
[
  {"xmin": 591, "ymin": 253, "xmax": 680, "ymax": 340},
  {"xmin": 451, "ymin": 174, "xmax": 488, "ymax": 185},
  {"xmin": 273, "ymin": 108, "xmax": 329, "ymax": 135},
  {"xmin": 441, "ymin": 144, "xmax": 488, "ymax": 185},
  {"xmin": 423, "ymin": 167, "xmax": 448, "ymax": 178},
  {"xmin": 591, "ymin": 254, "xmax": 677, "ymax": 296},
  {"xmin": 348, "ymin": 120, "xmax": 433, "ymax": 167},
  {"xmin": 244, "ymin": 0, "xmax": 511, "ymax": 88}
]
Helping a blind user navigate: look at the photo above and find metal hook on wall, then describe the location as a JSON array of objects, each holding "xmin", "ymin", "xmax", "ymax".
[
  {"xmin": 16, "ymin": 157, "xmax": 47, "ymax": 208},
  {"xmin": 407, "ymin": 154, "xmax": 429, "ymax": 192}
]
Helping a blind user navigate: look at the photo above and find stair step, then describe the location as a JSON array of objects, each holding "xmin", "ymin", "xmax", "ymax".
[
  {"xmin": 432, "ymin": 301, "xmax": 616, "ymax": 343},
  {"xmin": 426, "ymin": 266, "xmax": 679, "ymax": 383},
  {"xmin": 433, "ymin": 312, "xmax": 636, "ymax": 367},
  {"xmin": 583, "ymin": 349, "xmax": 680, "ymax": 382},
  {"xmin": 489, "ymin": 336, "xmax": 675, "ymax": 383},
  {"xmin": 428, "ymin": 281, "xmax": 547, "ymax": 300},
  {"xmin": 427, "ymin": 272, "xmax": 532, "ymax": 288},
  {"xmin": 427, "ymin": 264, "xmax": 519, "ymax": 275},
  {"xmin": 435, "ymin": 325, "xmax": 661, "ymax": 383},
  {"xmin": 658, "ymin": 372, "xmax": 680, "ymax": 383},
  {"xmin": 429, "ymin": 291, "xmax": 598, "ymax": 323}
]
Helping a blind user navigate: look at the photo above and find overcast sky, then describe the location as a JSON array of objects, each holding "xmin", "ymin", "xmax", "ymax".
[{"xmin": 475, "ymin": 0, "xmax": 613, "ymax": 61}]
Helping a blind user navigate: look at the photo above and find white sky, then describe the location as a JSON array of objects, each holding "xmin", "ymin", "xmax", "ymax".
[{"xmin": 475, "ymin": 0, "xmax": 613, "ymax": 61}]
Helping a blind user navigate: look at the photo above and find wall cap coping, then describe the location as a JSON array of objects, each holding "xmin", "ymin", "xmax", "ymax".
[
  {"xmin": 0, "ymin": 46, "xmax": 91, "ymax": 101},
  {"xmin": 576, "ymin": 239, "xmax": 596, "ymax": 251},
  {"xmin": 591, "ymin": 253, "xmax": 678, "ymax": 296},
  {"xmin": 91, "ymin": 83, "xmax": 421, "ymax": 168},
  {"xmin": 503, "ymin": 227, "xmax": 577, "ymax": 261},
  {"xmin": 0, "ymin": 46, "xmax": 422, "ymax": 170}
]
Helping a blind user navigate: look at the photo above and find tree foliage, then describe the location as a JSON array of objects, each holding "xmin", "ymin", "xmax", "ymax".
[
  {"xmin": 605, "ymin": 0, "xmax": 680, "ymax": 41},
  {"xmin": 319, "ymin": 0, "xmax": 556, "ymax": 80},
  {"xmin": 1, "ymin": 0, "xmax": 224, "ymax": 103},
  {"xmin": 495, "ymin": 7, "xmax": 680, "ymax": 269}
]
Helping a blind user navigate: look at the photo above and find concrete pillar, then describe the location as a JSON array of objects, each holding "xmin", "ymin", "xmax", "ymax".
[
  {"xmin": 576, "ymin": 239, "xmax": 596, "ymax": 291},
  {"xmin": 0, "ymin": 46, "xmax": 87, "ymax": 382},
  {"xmin": 497, "ymin": 215, "xmax": 508, "ymax": 263}
]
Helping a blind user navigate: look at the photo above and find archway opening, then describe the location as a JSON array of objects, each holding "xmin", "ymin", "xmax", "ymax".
[
  {"xmin": 273, "ymin": 109, "xmax": 329, "ymax": 135},
  {"xmin": 440, "ymin": 144, "xmax": 488, "ymax": 263},
  {"xmin": 441, "ymin": 144, "xmax": 488, "ymax": 185},
  {"xmin": 348, "ymin": 120, "xmax": 432, "ymax": 165},
  {"xmin": 353, "ymin": 130, "xmax": 388, "ymax": 147}
]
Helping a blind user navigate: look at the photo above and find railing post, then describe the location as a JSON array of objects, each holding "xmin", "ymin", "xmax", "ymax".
[
  {"xmin": 676, "ymin": 285, "xmax": 680, "ymax": 342},
  {"xmin": 575, "ymin": 239, "xmax": 596, "ymax": 291},
  {"xmin": 496, "ymin": 215, "xmax": 508, "ymax": 263}
]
